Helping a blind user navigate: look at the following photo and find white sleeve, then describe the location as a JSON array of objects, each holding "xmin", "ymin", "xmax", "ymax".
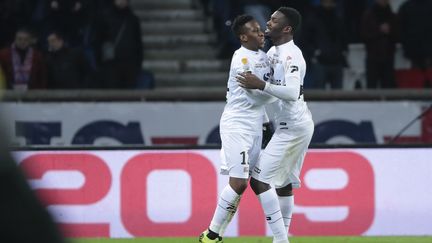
[
  {"xmin": 263, "ymin": 77, "xmax": 300, "ymax": 101},
  {"xmin": 245, "ymin": 89, "xmax": 278, "ymax": 106}
]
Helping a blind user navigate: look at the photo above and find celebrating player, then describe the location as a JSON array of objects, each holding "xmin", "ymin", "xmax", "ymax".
[
  {"xmin": 237, "ymin": 7, "xmax": 314, "ymax": 243},
  {"xmin": 199, "ymin": 14, "xmax": 275, "ymax": 243}
]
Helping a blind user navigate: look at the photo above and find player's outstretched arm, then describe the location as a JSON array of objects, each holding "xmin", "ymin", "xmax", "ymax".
[{"xmin": 237, "ymin": 72, "xmax": 300, "ymax": 101}]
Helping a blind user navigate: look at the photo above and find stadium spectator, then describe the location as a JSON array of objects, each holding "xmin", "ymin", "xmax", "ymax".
[
  {"xmin": 342, "ymin": 0, "xmax": 370, "ymax": 43},
  {"xmin": 43, "ymin": 0, "xmax": 90, "ymax": 46},
  {"xmin": 398, "ymin": 0, "xmax": 432, "ymax": 70},
  {"xmin": 237, "ymin": 7, "xmax": 314, "ymax": 243},
  {"xmin": 93, "ymin": 0, "xmax": 143, "ymax": 89},
  {"xmin": 45, "ymin": 31, "xmax": 93, "ymax": 89},
  {"xmin": 0, "ymin": 28, "xmax": 47, "ymax": 90},
  {"xmin": 301, "ymin": 0, "xmax": 347, "ymax": 89},
  {"xmin": 361, "ymin": 0, "xmax": 398, "ymax": 89}
]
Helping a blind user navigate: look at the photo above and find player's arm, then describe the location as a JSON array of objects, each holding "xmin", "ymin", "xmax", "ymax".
[
  {"xmin": 262, "ymin": 68, "xmax": 301, "ymax": 101},
  {"xmin": 244, "ymin": 88, "xmax": 277, "ymax": 106},
  {"xmin": 235, "ymin": 70, "xmax": 277, "ymax": 105},
  {"xmin": 237, "ymin": 61, "xmax": 302, "ymax": 101},
  {"xmin": 233, "ymin": 57, "xmax": 276, "ymax": 105}
]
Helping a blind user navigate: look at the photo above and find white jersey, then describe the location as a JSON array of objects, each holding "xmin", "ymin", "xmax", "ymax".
[
  {"xmin": 265, "ymin": 40, "xmax": 312, "ymax": 126},
  {"xmin": 220, "ymin": 46, "xmax": 272, "ymax": 135}
]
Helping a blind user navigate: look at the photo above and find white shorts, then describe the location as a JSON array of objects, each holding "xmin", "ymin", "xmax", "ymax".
[
  {"xmin": 220, "ymin": 133, "xmax": 262, "ymax": 179},
  {"xmin": 251, "ymin": 119, "xmax": 314, "ymax": 188}
]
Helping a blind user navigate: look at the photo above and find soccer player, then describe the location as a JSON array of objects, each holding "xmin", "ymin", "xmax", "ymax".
[
  {"xmin": 199, "ymin": 15, "xmax": 275, "ymax": 243},
  {"xmin": 237, "ymin": 7, "xmax": 314, "ymax": 243}
]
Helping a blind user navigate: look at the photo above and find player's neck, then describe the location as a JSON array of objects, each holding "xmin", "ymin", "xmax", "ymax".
[
  {"xmin": 273, "ymin": 35, "xmax": 293, "ymax": 46},
  {"xmin": 242, "ymin": 44, "xmax": 259, "ymax": 52}
]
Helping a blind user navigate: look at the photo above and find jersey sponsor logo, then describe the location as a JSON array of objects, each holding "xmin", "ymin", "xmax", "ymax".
[
  {"xmin": 264, "ymin": 67, "xmax": 274, "ymax": 82},
  {"xmin": 290, "ymin": 65, "xmax": 299, "ymax": 73},
  {"xmin": 263, "ymin": 72, "xmax": 271, "ymax": 81}
]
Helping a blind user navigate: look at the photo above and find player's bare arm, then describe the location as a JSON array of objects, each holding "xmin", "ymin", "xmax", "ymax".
[{"xmin": 236, "ymin": 72, "xmax": 266, "ymax": 90}]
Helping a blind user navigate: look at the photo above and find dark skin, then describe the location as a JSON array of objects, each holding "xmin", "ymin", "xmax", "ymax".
[
  {"xmin": 237, "ymin": 11, "xmax": 293, "ymax": 91},
  {"xmin": 240, "ymin": 20, "xmax": 265, "ymax": 51},
  {"xmin": 239, "ymin": 11, "xmax": 297, "ymax": 196},
  {"xmin": 229, "ymin": 19, "xmax": 265, "ymax": 195}
]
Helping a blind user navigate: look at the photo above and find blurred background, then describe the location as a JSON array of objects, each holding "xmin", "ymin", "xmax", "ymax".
[{"xmin": 0, "ymin": 0, "xmax": 431, "ymax": 147}]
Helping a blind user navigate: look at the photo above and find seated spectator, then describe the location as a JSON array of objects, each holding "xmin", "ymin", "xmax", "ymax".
[
  {"xmin": 361, "ymin": 0, "xmax": 398, "ymax": 89},
  {"xmin": 93, "ymin": 0, "xmax": 143, "ymax": 89},
  {"xmin": 46, "ymin": 31, "xmax": 93, "ymax": 89},
  {"xmin": 0, "ymin": 28, "xmax": 47, "ymax": 90}
]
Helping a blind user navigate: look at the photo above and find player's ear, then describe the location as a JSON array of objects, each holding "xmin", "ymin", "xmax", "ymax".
[
  {"xmin": 240, "ymin": 34, "xmax": 248, "ymax": 42},
  {"xmin": 283, "ymin": 25, "xmax": 292, "ymax": 34}
]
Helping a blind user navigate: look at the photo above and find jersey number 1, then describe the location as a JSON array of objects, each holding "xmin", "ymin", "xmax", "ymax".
[{"xmin": 240, "ymin": 151, "xmax": 248, "ymax": 165}]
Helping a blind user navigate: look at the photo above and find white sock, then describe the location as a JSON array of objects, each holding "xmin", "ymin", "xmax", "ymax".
[
  {"xmin": 258, "ymin": 189, "xmax": 287, "ymax": 242},
  {"xmin": 278, "ymin": 195, "xmax": 294, "ymax": 233},
  {"xmin": 209, "ymin": 185, "xmax": 240, "ymax": 234},
  {"xmin": 219, "ymin": 195, "xmax": 241, "ymax": 236}
]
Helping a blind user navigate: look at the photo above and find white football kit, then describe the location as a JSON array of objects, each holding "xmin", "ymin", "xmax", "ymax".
[
  {"xmin": 251, "ymin": 40, "xmax": 314, "ymax": 188},
  {"xmin": 220, "ymin": 46, "xmax": 274, "ymax": 179}
]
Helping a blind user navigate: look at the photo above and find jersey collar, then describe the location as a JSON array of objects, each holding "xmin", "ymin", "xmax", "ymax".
[{"xmin": 240, "ymin": 46, "xmax": 261, "ymax": 55}]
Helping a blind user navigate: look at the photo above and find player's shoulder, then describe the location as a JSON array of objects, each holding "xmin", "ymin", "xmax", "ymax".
[
  {"xmin": 285, "ymin": 42, "xmax": 304, "ymax": 61},
  {"xmin": 231, "ymin": 48, "xmax": 244, "ymax": 62},
  {"xmin": 288, "ymin": 41, "xmax": 303, "ymax": 54},
  {"xmin": 266, "ymin": 46, "xmax": 276, "ymax": 55}
]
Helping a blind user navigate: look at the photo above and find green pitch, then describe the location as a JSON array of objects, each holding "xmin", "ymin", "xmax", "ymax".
[{"xmin": 74, "ymin": 236, "xmax": 432, "ymax": 243}]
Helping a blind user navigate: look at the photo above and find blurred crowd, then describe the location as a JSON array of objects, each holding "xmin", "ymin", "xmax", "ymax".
[
  {"xmin": 1, "ymin": 0, "xmax": 432, "ymax": 90},
  {"xmin": 202, "ymin": 0, "xmax": 432, "ymax": 89},
  {"xmin": 0, "ymin": 0, "xmax": 151, "ymax": 90}
]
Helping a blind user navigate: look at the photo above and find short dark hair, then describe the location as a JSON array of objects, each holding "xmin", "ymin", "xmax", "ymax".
[
  {"xmin": 277, "ymin": 7, "xmax": 302, "ymax": 34},
  {"xmin": 231, "ymin": 14, "xmax": 254, "ymax": 37}
]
